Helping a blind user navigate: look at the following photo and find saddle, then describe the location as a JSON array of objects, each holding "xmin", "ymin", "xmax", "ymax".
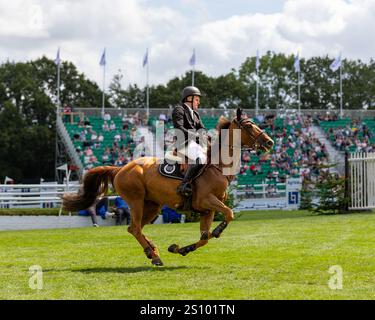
[{"xmin": 158, "ymin": 152, "xmax": 207, "ymax": 212}]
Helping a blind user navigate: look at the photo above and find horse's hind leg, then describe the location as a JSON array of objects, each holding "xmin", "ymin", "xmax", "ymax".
[
  {"xmin": 126, "ymin": 198, "xmax": 163, "ymax": 266},
  {"xmin": 141, "ymin": 201, "xmax": 162, "ymax": 264},
  {"xmin": 169, "ymin": 211, "xmax": 215, "ymax": 256}
]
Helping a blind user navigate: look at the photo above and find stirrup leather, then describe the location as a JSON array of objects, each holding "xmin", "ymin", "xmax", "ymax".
[{"xmin": 177, "ymin": 182, "xmax": 193, "ymax": 197}]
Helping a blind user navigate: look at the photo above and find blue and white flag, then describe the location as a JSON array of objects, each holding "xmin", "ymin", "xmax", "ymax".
[
  {"xmin": 255, "ymin": 50, "xmax": 260, "ymax": 71},
  {"xmin": 189, "ymin": 49, "xmax": 196, "ymax": 66},
  {"xmin": 54, "ymin": 47, "xmax": 61, "ymax": 66},
  {"xmin": 99, "ymin": 48, "xmax": 106, "ymax": 66},
  {"xmin": 143, "ymin": 48, "xmax": 148, "ymax": 67},
  {"xmin": 330, "ymin": 53, "xmax": 342, "ymax": 72},
  {"xmin": 294, "ymin": 53, "xmax": 300, "ymax": 73}
]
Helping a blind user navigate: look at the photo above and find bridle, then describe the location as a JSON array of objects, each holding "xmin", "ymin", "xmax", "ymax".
[{"xmin": 233, "ymin": 118, "xmax": 267, "ymax": 151}]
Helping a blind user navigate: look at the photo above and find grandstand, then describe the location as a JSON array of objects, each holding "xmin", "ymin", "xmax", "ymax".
[
  {"xmin": 58, "ymin": 108, "xmax": 337, "ymax": 203},
  {"xmin": 319, "ymin": 118, "xmax": 375, "ymax": 153}
]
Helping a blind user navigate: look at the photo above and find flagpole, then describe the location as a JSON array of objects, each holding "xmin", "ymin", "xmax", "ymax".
[
  {"xmin": 256, "ymin": 67, "xmax": 259, "ymax": 117},
  {"xmin": 146, "ymin": 55, "xmax": 150, "ymax": 118},
  {"xmin": 101, "ymin": 60, "xmax": 106, "ymax": 117},
  {"xmin": 339, "ymin": 61, "xmax": 343, "ymax": 119},
  {"xmin": 57, "ymin": 62, "xmax": 61, "ymax": 110},
  {"xmin": 55, "ymin": 48, "xmax": 61, "ymax": 182},
  {"xmin": 192, "ymin": 65, "xmax": 195, "ymax": 87},
  {"xmin": 192, "ymin": 48, "xmax": 195, "ymax": 86},
  {"xmin": 298, "ymin": 69, "xmax": 301, "ymax": 116}
]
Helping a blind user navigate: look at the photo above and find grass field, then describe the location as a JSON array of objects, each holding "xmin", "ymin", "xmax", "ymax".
[{"xmin": 1, "ymin": 210, "xmax": 375, "ymax": 300}]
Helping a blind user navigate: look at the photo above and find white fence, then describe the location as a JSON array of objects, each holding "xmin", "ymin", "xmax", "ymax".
[
  {"xmin": 0, "ymin": 183, "xmax": 79, "ymax": 209},
  {"xmin": 349, "ymin": 152, "xmax": 375, "ymax": 210}
]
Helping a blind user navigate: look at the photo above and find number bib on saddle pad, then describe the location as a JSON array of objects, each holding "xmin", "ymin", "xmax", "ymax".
[
  {"xmin": 158, "ymin": 161, "xmax": 207, "ymax": 181},
  {"xmin": 158, "ymin": 162, "xmax": 185, "ymax": 180}
]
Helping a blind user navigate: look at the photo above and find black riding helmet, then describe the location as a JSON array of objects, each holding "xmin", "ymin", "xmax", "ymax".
[{"xmin": 181, "ymin": 86, "xmax": 201, "ymax": 103}]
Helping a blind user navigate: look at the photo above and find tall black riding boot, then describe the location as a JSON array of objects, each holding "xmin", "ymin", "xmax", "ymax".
[{"xmin": 177, "ymin": 164, "xmax": 203, "ymax": 197}]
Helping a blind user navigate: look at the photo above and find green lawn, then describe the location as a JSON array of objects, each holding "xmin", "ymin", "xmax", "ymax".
[{"xmin": 1, "ymin": 210, "xmax": 375, "ymax": 300}]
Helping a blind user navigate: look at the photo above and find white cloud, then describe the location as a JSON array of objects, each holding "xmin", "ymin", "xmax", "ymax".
[{"xmin": 0, "ymin": 0, "xmax": 374, "ymax": 90}]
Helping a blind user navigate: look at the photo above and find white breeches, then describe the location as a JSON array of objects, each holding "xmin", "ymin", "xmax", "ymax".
[{"xmin": 177, "ymin": 140, "xmax": 207, "ymax": 164}]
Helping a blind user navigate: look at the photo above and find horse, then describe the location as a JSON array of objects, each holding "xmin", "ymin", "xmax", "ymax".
[{"xmin": 62, "ymin": 108, "xmax": 274, "ymax": 266}]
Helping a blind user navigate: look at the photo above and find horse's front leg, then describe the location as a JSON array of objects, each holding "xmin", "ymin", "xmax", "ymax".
[
  {"xmin": 203, "ymin": 194, "xmax": 234, "ymax": 239},
  {"xmin": 168, "ymin": 211, "xmax": 215, "ymax": 256}
]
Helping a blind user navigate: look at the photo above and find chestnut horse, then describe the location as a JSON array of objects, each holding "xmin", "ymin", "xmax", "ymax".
[{"xmin": 62, "ymin": 109, "xmax": 274, "ymax": 266}]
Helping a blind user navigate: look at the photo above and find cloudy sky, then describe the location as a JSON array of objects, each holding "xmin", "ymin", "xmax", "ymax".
[{"xmin": 0, "ymin": 0, "xmax": 374, "ymax": 89}]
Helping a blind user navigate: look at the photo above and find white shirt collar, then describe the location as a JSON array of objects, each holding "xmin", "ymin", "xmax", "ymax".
[{"xmin": 184, "ymin": 103, "xmax": 194, "ymax": 119}]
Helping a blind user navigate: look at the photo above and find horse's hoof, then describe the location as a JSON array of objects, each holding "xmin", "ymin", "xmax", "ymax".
[
  {"xmin": 178, "ymin": 249, "xmax": 188, "ymax": 256},
  {"xmin": 168, "ymin": 244, "xmax": 179, "ymax": 254},
  {"xmin": 152, "ymin": 258, "xmax": 164, "ymax": 267}
]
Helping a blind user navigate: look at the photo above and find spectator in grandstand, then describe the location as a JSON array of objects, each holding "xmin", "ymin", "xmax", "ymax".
[
  {"xmin": 239, "ymin": 166, "xmax": 247, "ymax": 175},
  {"xmin": 159, "ymin": 113, "xmax": 167, "ymax": 122},
  {"xmin": 76, "ymin": 146, "xmax": 83, "ymax": 157},
  {"xmin": 249, "ymin": 163, "xmax": 258, "ymax": 175},
  {"xmin": 132, "ymin": 112, "xmax": 141, "ymax": 126},
  {"xmin": 110, "ymin": 120, "xmax": 116, "ymax": 131},
  {"xmin": 115, "ymin": 154, "xmax": 126, "ymax": 166},
  {"xmin": 100, "ymin": 121, "xmax": 108, "ymax": 132},
  {"xmin": 84, "ymin": 147, "xmax": 93, "ymax": 157},
  {"xmin": 104, "ymin": 112, "xmax": 111, "ymax": 122},
  {"xmin": 79, "ymin": 130, "xmax": 86, "ymax": 142},
  {"xmin": 89, "ymin": 154, "xmax": 98, "ymax": 165},
  {"xmin": 121, "ymin": 130, "xmax": 128, "ymax": 142},
  {"xmin": 90, "ymin": 129, "xmax": 98, "ymax": 142},
  {"xmin": 102, "ymin": 147, "xmax": 111, "ymax": 164},
  {"xmin": 97, "ymin": 133, "xmax": 104, "ymax": 143},
  {"xmin": 84, "ymin": 117, "xmax": 91, "ymax": 127},
  {"xmin": 242, "ymin": 151, "xmax": 250, "ymax": 162},
  {"xmin": 114, "ymin": 131, "xmax": 121, "ymax": 143}
]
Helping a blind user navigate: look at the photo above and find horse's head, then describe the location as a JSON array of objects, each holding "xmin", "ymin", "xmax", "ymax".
[{"xmin": 230, "ymin": 108, "xmax": 274, "ymax": 152}]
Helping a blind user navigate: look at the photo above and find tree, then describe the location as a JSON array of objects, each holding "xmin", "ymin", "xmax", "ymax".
[
  {"xmin": 0, "ymin": 57, "xmax": 109, "ymax": 181},
  {"xmin": 108, "ymin": 70, "xmax": 127, "ymax": 108}
]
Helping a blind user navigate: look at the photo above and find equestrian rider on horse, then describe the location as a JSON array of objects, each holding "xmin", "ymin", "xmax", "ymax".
[{"xmin": 172, "ymin": 86, "xmax": 208, "ymax": 198}]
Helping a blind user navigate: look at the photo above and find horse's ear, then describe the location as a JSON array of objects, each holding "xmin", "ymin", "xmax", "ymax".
[{"xmin": 236, "ymin": 108, "xmax": 242, "ymax": 121}]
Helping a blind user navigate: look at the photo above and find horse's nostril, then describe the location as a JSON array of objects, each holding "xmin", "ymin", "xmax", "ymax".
[{"xmin": 267, "ymin": 140, "xmax": 274, "ymax": 147}]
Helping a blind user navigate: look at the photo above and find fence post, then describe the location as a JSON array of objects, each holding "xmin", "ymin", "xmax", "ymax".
[{"xmin": 344, "ymin": 152, "xmax": 350, "ymax": 212}]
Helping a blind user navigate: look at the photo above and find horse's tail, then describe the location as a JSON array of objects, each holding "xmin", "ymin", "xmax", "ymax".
[{"xmin": 61, "ymin": 166, "xmax": 121, "ymax": 212}]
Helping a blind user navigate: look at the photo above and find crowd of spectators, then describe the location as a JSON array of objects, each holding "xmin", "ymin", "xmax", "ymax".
[
  {"xmin": 325, "ymin": 121, "xmax": 375, "ymax": 153},
  {"xmin": 72, "ymin": 112, "xmax": 146, "ymax": 170},
  {"xmin": 239, "ymin": 113, "xmax": 330, "ymax": 197}
]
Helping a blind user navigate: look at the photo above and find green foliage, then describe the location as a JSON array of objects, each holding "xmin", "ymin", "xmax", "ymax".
[
  {"xmin": 300, "ymin": 178, "xmax": 314, "ymax": 210},
  {"xmin": 0, "ymin": 57, "xmax": 106, "ymax": 181},
  {"xmin": 308, "ymin": 173, "xmax": 350, "ymax": 215},
  {"xmin": 0, "ymin": 208, "xmax": 69, "ymax": 216}
]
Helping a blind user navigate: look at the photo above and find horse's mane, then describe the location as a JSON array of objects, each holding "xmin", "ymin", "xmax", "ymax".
[
  {"xmin": 206, "ymin": 116, "xmax": 232, "ymax": 164},
  {"xmin": 217, "ymin": 116, "xmax": 232, "ymax": 131}
]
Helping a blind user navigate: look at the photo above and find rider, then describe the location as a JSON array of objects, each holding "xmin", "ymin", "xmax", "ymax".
[{"xmin": 172, "ymin": 86, "xmax": 208, "ymax": 197}]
